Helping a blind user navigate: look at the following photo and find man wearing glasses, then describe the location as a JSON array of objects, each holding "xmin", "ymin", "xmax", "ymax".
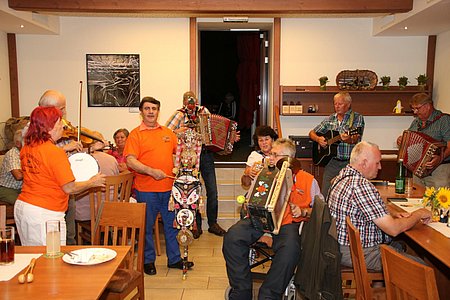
[
  {"xmin": 223, "ymin": 138, "xmax": 321, "ymax": 300},
  {"xmin": 397, "ymin": 93, "xmax": 450, "ymax": 187}
]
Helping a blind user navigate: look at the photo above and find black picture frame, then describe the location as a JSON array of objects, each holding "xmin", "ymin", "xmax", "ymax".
[{"xmin": 86, "ymin": 54, "xmax": 140, "ymax": 107}]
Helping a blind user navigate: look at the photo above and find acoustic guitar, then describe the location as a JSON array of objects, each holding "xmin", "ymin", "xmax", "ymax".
[{"xmin": 312, "ymin": 127, "xmax": 362, "ymax": 166}]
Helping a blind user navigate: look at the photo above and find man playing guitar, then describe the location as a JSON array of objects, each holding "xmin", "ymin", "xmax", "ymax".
[{"xmin": 309, "ymin": 92, "xmax": 365, "ymax": 197}]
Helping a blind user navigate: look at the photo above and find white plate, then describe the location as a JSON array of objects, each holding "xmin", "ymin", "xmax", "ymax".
[{"xmin": 62, "ymin": 248, "xmax": 117, "ymax": 265}]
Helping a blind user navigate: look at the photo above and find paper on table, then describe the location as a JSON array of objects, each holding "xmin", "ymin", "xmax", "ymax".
[
  {"xmin": 394, "ymin": 198, "xmax": 450, "ymax": 238},
  {"xmin": 0, "ymin": 253, "xmax": 42, "ymax": 281},
  {"xmin": 427, "ymin": 222, "xmax": 450, "ymax": 238},
  {"xmin": 394, "ymin": 198, "xmax": 424, "ymax": 213}
]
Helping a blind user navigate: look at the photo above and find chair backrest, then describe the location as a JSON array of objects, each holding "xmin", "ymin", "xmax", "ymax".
[
  {"xmin": 94, "ymin": 202, "xmax": 146, "ymax": 273},
  {"xmin": 89, "ymin": 172, "xmax": 134, "ymax": 243},
  {"xmin": 0, "ymin": 205, "xmax": 5, "ymax": 228},
  {"xmin": 380, "ymin": 244, "xmax": 439, "ymax": 300},
  {"xmin": 346, "ymin": 216, "xmax": 373, "ymax": 300}
]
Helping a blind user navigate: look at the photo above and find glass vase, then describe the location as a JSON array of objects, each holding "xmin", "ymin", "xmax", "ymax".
[{"xmin": 431, "ymin": 207, "xmax": 440, "ymax": 222}]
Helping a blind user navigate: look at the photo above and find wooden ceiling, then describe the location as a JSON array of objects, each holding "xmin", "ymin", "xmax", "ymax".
[{"xmin": 8, "ymin": 0, "xmax": 413, "ymax": 16}]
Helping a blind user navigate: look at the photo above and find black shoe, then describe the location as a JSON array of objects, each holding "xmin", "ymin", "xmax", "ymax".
[
  {"xmin": 144, "ymin": 262, "xmax": 157, "ymax": 275},
  {"xmin": 192, "ymin": 229, "xmax": 203, "ymax": 239},
  {"xmin": 208, "ymin": 223, "xmax": 227, "ymax": 236},
  {"xmin": 168, "ymin": 259, "xmax": 194, "ymax": 270}
]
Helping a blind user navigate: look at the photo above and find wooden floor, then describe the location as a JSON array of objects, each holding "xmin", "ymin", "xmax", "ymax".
[{"xmin": 142, "ymin": 230, "xmax": 268, "ymax": 300}]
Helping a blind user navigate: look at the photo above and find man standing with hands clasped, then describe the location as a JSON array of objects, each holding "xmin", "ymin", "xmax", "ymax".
[{"xmin": 124, "ymin": 97, "xmax": 194, "ymax": 276}]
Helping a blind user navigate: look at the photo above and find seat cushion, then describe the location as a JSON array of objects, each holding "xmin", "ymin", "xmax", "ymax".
[{"xmin": 106, "ymin": 268, "xmax": 141, "ymax": 293}]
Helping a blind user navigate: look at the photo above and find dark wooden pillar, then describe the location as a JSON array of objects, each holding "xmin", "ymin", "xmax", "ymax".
[
  {"xmin": 426, "ymin": 35, "xmax": 436, "ymax": 95},
  {"xmin": 7, "ymin": 33, "xmax": 20, "ymax": 117}
]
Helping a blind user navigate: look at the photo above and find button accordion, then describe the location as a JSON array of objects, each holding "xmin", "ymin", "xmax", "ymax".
[
  {"xmin": 198, "ymin": 113, "xmax": 237, "ymax": 155},
  {"xmin": 398, "ymin": 130, "xmax": 446, "ymax": 178}
]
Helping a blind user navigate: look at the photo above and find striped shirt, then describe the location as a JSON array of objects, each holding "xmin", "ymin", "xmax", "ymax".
[
  {"xmin": 328, "ymin": 165, "xmax": 389, "ymax": 248},
  {"xmin": 313, "ymin": 109, "xmax": 365, "ymax": 160},
  {"xmin": 408, "ymin": 109, "xmax": 450, "ymax": 163}
]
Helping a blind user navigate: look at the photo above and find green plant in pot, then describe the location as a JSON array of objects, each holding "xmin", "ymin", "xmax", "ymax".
[
  {"xmin": 416, "ymin": 74, "xmax": 428, "ymax": 91},
  {"xmin": 319, "ymin": 76, "xmax": 329, "ymax": 90},
  {"xmin": 379, "ymin": 76, "xmax": 391, "ymax": 90},
  {"xmin": 398, "ymin": 76, "xmax": 409, "ymax": 90}
]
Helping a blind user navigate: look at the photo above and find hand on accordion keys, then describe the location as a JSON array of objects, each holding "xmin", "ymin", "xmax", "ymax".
[{"xmin": 425, "ymin": 154, "xmax": 443, "ymax": 169}]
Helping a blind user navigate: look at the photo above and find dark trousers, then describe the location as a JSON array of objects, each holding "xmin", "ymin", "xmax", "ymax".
[
  {"xmin": 197, "ymin": 150, "xmax": 218, "ymax": 229},
  {"xmin": 223, "ymin": 218, "xmax": 301, "ymax": 300},
  {"xmin": 322, "ymin": 158, "xmax": 349, "ymax": 198}
]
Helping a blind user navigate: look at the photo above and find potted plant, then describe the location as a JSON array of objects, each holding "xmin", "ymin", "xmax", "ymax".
[
  {"xmin": 398, "ymin": 76, "xmax": 409, "ymax": 90},
  {"xmin": 379, "ymin": 76, "xmax": 391, "ymax": 90},
  {"xmin": 416, "ymin": 74, "xmax": 428, "ymax": 91},
  {"xmin": 319, "ymin": 76, "xmax": 329, "ymax": 90}
]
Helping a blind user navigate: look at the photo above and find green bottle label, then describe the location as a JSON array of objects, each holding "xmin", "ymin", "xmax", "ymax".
[{"xmin": 395, "ymin": 178, "xmax": 405, "ymax": 193}]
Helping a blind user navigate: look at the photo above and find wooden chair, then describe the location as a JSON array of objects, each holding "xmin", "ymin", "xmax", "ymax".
[
  {"xmin": 346, "ymin": 216, "xmax": 385, "ymax": 299},
  {"xmin": 77, "ymin": 172, "xmax": 134, "ymax": 245},
  {"xmin": 0, "ymin": 205, "xmax": 5, "ymax": 228},
  {"xmin": 153, "ymin": 212, "xmax": 162, "ymax": 256},
  {"xmin": 95, "ymin": 201, "xmax": 146, "ymax": 300},
  {"xmin": 380, "ymin": 244, "xmax": 439, "ymax": 300}
]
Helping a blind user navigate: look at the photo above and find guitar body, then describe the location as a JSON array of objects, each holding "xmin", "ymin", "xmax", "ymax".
[
  {"xmin": 312, "ymin": 127, "xmax": 362, "ymax": 166},
  {"xmin": 312, "ymin": 130, "xmax": 339, "ymax": 166}
]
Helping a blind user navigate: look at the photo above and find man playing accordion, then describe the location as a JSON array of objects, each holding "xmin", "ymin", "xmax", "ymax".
[
  {"xmin": 223, "ymin": 138, "xmax": 321, "ymax": 300},
  {"xmin": 397, "ymin": 93, "xmax": 450, "ymax": 188}
]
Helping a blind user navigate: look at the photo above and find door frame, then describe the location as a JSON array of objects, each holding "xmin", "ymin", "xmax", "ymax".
[{"xmin": 189, "ymin": 17, "xmax": 281, "ymax": 129}]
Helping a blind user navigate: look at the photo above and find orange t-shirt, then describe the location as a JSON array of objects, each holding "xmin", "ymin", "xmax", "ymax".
[
  {"xmin": 19, "ymin": 141, "xmax": 75, "ymax": 212},
  {"xmin": 123, "ymin": 123, "xmax": 177, "ymax": 192},
  {"xmin": 281, "ymin": 170, "xmax": 314, "ymax": 225}
]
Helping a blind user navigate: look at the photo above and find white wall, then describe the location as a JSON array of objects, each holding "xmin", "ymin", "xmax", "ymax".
[
  {"xmin": 434, "ymin": 30, "xmax": 450, "ymax": 112},
  {"xmin": 0, "ymin": 31, "xmax": 11, "ymax": 122},
  {"xmin": 16, "ymin": 17, "xmax": 190, "ymax": 141},
  {"xmin": 9, "ymin": 17, "xmax": 445, "ymax": 149},
  {"xmin": 280, "ymin": 18, "xmax": 427, "ymax": 149}
]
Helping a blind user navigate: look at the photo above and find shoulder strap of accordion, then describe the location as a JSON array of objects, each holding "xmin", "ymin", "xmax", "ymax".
[{"xmin": 420, "ymin": 112, "xmax": 449, "ymax": 131}]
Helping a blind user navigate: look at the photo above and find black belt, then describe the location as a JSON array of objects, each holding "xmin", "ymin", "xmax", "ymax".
[{"xmin": 333, "ymin": 157, "xmax": 349, "ymax": 162}]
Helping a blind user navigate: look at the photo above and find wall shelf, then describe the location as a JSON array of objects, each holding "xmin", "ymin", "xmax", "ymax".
[{"xmin": 280, "ymin": 85, "xmax": 428, "ymax": 116}]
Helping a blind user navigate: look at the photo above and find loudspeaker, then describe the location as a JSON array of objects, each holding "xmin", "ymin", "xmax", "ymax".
[{"xmin": 289, "ymin": 136, "xmax": 313, "ymax": 158}]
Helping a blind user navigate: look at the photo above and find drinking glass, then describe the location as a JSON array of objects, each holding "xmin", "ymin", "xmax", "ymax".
[
  {"xmin": 0, "ymin": 226, "xmax": 15, "ymax": 265},
  {"xmin": 44, "ymin": 220, "xmax": 63, "ymax": 258}
]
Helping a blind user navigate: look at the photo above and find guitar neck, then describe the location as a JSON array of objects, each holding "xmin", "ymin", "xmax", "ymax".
[{"xmin": 327, "ymin": 134, "xmax": 343, "ymax": 145}]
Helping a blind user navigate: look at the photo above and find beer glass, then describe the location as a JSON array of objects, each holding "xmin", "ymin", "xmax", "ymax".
[{"xmin": 0, "ymin": 226, "xmax": 15, "ymax": 265}]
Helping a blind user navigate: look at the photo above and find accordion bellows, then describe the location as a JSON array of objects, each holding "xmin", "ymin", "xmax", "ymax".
[
  {"xmin": 198, "ymin": 113, "xmax": 237, "ymax": 155},
  {"xmin": 398, "ymin": 130, "xmax": 446, "ymax": 178}
]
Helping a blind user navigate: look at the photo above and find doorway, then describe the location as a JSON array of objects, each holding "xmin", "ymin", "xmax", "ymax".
[{"xmin": 199, "ymin": 29, "xmax": 270, "ymax": 162}]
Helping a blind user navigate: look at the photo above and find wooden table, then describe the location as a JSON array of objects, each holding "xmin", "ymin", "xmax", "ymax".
[
  {"xmin": 377, "ymin": 184, "xmax": 450, "ymax": 298},
  {"xmin": 0, "ymin": 245, "xmax": 130, "ymax": 299}
]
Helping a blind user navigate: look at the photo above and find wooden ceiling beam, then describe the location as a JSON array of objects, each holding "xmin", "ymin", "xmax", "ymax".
[{"xmin": 8, "ymin": 0, "xmax": 413, "ymax": 15}]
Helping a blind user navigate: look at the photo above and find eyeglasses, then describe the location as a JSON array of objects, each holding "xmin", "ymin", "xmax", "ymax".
[
  {"xmin": 269, "ymin": 152, "xmax": 289, "ymax": 158},
  {"xmin": 410, "ymin": 103, "xmax": 427, "ymax": 112}
]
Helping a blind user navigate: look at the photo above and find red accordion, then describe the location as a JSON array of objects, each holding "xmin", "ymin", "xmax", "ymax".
[
  {"xmin": 198, "ymin": 113, "xmax": 237, "ymax": 155},
  {"xmin": 398, "ymin": 130, "xmax": 446, "ymax": 178}
]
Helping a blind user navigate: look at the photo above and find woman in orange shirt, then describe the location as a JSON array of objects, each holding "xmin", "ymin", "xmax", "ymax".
[{"xmin": 14, "ymin": 106, "xmax": 106, "ymax": 246}]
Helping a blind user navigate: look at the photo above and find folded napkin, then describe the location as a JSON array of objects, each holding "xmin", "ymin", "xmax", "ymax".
[
  {"xmin": 71, "ymin": 251, "xmax": 94, "ymax": 263},
  {"xmin": 0, "ymin": 253, "xmax": 42, "ymax": 281}
]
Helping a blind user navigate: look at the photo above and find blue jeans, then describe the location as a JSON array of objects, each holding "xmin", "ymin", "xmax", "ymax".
[
  {"xmin": 198, "ymin": 150, "xmax": 219, "ymax": 228},
  {"xmin": 135, "ymin": 190, "xmax": 180, "ymax": 264}
]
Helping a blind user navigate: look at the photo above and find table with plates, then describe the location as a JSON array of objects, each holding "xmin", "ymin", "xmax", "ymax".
[
  {"xmin": 0, "ymin": 245, "xmax": 131, "ymax": 299},
  {"xmin": 376, "ymin": 184, "xmax": 450, "ymax": 298}
]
